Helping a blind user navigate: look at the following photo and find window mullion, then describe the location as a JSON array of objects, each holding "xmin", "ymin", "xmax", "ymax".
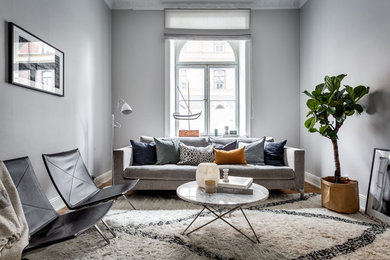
[{"xmin": 205, "ymin": 65, "xmax": 210, "ymax": 136}]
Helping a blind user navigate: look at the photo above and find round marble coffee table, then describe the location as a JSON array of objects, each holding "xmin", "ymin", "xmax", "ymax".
[{"xmin": 177, "ymin": 181, "xmax": 269, "ymax": 243}]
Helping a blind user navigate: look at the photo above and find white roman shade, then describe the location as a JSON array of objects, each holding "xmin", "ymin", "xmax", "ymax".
[{"xmin": 164, "ymin": 9, "xmax": 251, "ymax": 39}]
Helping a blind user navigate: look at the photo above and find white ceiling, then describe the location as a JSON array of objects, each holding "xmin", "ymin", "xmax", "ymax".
[{"xmin": 104, "ymin": 0, "xmax": 308, "ymax": 10}]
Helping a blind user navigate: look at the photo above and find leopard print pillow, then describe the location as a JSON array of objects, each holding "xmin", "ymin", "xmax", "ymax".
[{"xmin": 178, "ymin": 143, "xmax": 213, "ymax": 165}]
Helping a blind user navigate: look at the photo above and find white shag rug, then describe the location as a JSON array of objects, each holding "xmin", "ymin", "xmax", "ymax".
[{"xmin": 24, "ymin": 192, "xmax": 390, "ymax": 260}]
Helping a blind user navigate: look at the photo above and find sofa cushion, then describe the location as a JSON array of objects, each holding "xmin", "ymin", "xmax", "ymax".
[
  {"xmin": 238, "ymin": 137, "xmax": 265, "ymax": 165},
  {"xmin": 154, "ymin": 138, "xmax": 180, "ymax": 165},
  {"xmin": 130, "ymin": 140, "xmax": 156, "ymax": 165},
  {"xmin": 214, "ymin": 147, "xmax": 247, "ymax": 165},
  {"xmin": 213, "ymin": 140, "xmax": 237, "ymax": 151},
  {"xmin": 178, "ymin": 143, "xmax": 213, "ymax": 165},
  {"xmin": 123, "ymin": 164, "xmax": 294, "ymax": 181},
  {"xmin": 140, "ymin": 136, "xmax": 209, "ymax": 147},
  {"xmin": 265, "ymin": 140, "xmax": 287, "ymax": 166}
]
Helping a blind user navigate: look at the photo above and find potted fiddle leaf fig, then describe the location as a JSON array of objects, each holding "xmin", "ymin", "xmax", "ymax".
[{"xmin": 303, "ymin": 74, "xmax": 369, "ymax": 213}]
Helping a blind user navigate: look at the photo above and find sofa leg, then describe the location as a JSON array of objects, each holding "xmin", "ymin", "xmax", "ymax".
[{"xmin": 299, "ymin": 189, "xmax": 304, "ymax": 199}]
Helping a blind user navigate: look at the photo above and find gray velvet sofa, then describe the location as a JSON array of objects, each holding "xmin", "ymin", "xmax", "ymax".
[{"xmin": 113, "ymin": 136, "xmax": 305, "ymax": 198}]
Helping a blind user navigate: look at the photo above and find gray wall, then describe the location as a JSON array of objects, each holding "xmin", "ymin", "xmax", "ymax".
[
  {"xmin": 112, "ymin": 10, "xmax": 301, "ymax": 148},
  {"xmin": 251, "ymin": 10, "xmax": 300, "ymax": 147},
  {"xmin": 112, "ymin": 10, "xmax": 165, "ymax": 148},
  {"xmin": 300, "ymin": 0, "xmax": 390, "ymax": 197},
  {"xmin": 0, "ymin": 0, "xmax": 112, "ymax": 203}
]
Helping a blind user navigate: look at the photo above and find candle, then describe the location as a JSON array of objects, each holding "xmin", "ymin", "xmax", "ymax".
[{"xmin": 204, "ymin": 180, "xmax": 217, "ymax": 193}]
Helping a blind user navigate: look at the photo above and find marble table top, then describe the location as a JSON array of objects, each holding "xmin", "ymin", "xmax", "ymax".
[{"xmin": 176, "ymin": 181, "xmax": 269, "ymax": 207}]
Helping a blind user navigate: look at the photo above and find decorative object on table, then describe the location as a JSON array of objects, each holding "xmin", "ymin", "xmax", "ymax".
[
  {"xmin": 222, "ymin": 169, "xmax": 229, "ymax": 182},
  {"xmin": 303, "ymin": 74, "xmax": 370, "ymax": 213},
  {"xmin": 213, "ymin": 147, "xmax": 247, "ymax": 165},
  {"xmin": 218, "ymin": 176, "xmax": 253, "ymax": 189},
  {"xmin": 214, "ymin": 129, "xmax": 218, "ymax": 136},
  {"xmin": 173, "ymin": 83, "xmax": 201, "ymax": 135},
  {"xmin": 366, "ymin": 148, "xmax": 390, "ymax": 225},
  {"xmin": 204, "ymin": 180, "xmax": 217, "ymax": 193},
  {"xmin": 8, "ymin": 23, "xmax": 64, "ymax": 96},
  {"xmin": 196, "ymin": 162, "xmax": 220, "ymax": 188}
]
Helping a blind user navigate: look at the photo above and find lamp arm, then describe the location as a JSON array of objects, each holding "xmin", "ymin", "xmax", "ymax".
[{"xmin": 112, "ymin": 114, "xmax": 122, "ymax": 128}]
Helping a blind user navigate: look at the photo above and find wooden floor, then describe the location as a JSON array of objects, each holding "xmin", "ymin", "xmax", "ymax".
[
  {"xmin": 57, "ymin": 181, "xmax": 320, "ymax": 214},
  {"xmin": 100, "ymin": 180, "xmax": 321, "ymax": 194}
]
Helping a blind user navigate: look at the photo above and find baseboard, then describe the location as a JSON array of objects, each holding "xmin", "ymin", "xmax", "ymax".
[
  {"xmin": 359, "ymin": 194, "xmax": 367, "ymax": 211},
  {"xmin": 304, "ymin": 171, "xmax": 321, "ymax": 188},
  {"xmin": 95, "ymin": 170, "xmax": 112, "ymax": 187},
  {"xmin": 305, "ymin": 171, "xmax": 367, "ymax": 211},
  {"xmin": 50, "ymin": 196, "xmax": 65, "ymax": 211}
]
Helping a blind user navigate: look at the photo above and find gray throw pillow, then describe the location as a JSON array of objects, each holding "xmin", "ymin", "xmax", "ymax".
[
  {"xmin": 178, "ymin": 143, "xmax": 213, "ymax": 165},
  {"xmin": 154, "ymin": 138, "xmax": 180, "ymax": 164},
  {"xmin": 238, "ymin": 137, "xmax": 266, "ymax": 165}
]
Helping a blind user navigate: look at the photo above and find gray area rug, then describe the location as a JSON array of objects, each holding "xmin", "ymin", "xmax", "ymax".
[{"xmin": 25, "ymin": 192, "xmax": 390, "ymax": 260}]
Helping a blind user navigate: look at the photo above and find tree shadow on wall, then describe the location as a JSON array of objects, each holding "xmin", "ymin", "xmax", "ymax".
[{"xmin": 364, "ymin": 90, "xmax": 390, "ymax": 132}]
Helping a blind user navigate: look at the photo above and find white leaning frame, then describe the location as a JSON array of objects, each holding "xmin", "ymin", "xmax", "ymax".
[{"xmin": 366, "ymin": 148, "xmax": 390, "ymax": 225}]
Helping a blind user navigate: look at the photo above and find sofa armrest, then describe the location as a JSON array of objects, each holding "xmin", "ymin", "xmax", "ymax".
[
  {"xmin": 284, "ymin": 146, "xmax": 305, "ymax": 190},
  {"xmin": 113, "ymin": 146, "xmax": 132, "ymax": 185}
]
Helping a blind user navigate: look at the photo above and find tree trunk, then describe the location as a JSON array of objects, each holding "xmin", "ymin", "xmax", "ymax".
[{"xmin": 331, "ymin": 138, "xmax": 341, "ymax": 183}]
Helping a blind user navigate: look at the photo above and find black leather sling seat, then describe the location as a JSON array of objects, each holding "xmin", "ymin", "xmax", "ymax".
[
  {"xmin": 3, "ymin": 157, "xmax": 113, "ymax": 253},
  {"xmin": 42, "ymin": 148, "xmax": 138, "ymax": 209}
]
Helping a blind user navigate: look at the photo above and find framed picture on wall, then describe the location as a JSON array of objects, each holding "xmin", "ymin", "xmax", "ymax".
[
  {"xmin": 8, "ymin": 22, "xmax": 64, "ymax": 96},
  {"xmin": 366, "ymin": 148, "xmax": 390, "ymax": 225}
]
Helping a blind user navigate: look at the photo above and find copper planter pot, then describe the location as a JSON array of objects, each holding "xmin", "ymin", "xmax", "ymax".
[{"xmin": 321, "ymin": 176, "xmax": 359, "ymax": 214}]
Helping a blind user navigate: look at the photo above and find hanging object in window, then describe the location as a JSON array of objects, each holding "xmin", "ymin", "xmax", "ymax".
[{"xmin": 173, "ymin": 83, "xmax": 202, "ymax": 137}]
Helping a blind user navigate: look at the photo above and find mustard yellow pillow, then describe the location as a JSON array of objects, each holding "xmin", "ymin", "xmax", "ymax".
[{"xmin": 213, "ymin": 147, "xmax": 247, "ymax": 165}]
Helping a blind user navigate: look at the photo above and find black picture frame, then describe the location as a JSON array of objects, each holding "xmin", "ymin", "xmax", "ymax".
[
  {"xmin": 366, "ymin": 148, "xmax": 390, "ymax": 225},
  {"xmin": 8, "ymin": 22, "xmax": 64, "ymax": 97}
]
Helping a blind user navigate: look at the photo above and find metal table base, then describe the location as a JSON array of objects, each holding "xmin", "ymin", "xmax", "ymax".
[{"xmin": 182, "ymin": 205, "xmax": 260, "ymax": 244}]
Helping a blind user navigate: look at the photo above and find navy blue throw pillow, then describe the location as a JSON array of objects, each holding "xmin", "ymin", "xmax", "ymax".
[
  {"xmin": 213, "ymin": 140, "xmax": 238, "ymax": 151},
  {"xmin": 130, "ymin": 140, "xmax": 157, "ymax": 165},
  {"xmin": 264, "ymin": 140, "xmax": 287, "ymax": 166}
]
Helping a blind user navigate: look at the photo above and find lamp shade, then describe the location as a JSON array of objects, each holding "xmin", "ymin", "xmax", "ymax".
[
  {"xmin": 196, "ymin": 162, "xmax": 220, "ymax": 188},
  {"xmin": 120, "ymin": 102, "xmax": 132, "ymax": 115}
]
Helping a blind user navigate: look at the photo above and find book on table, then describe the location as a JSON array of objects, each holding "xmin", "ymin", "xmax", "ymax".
[
  {"xmin": 218, "ymin": 176, "xmax": 253, "ymax": 189},
  {"xmin": 217, "ymin": 185, "xmax": 253, "ymax": 195}
]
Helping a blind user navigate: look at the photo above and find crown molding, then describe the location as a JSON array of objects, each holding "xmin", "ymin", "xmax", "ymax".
[{"xmin": 105, "ymin": 0, "xmax": 308, "ymax": 10}]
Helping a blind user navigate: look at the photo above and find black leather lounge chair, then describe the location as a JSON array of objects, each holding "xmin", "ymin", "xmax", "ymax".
[
  {"xmin": 42, "ymin": 148, "xmax": 138, "ymax": 211},
  {"xmin": 3, "ymin": 157, "xmax": 114, "ymax": 253}
]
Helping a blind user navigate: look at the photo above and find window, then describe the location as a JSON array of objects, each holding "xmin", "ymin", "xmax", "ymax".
[
  {"xmin": 170, "ymin": 40, "xmax": 247, "ymax": 136},
  {"xmin": 164, "ymin": 9, "xmax": 251, "ymax": 137}
]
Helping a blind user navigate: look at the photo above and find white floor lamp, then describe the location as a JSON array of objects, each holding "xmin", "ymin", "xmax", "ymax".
[
  {"xmin": 112, "ymin": 98, "xmax": 136, "ymax": 209},
  {"xmin": 112, "ymin": 98, "xmax": 132, "ymax": 180},
  {"xmin": 112, "ymin": 98, "xmax": 132, "ymax": 129}
]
